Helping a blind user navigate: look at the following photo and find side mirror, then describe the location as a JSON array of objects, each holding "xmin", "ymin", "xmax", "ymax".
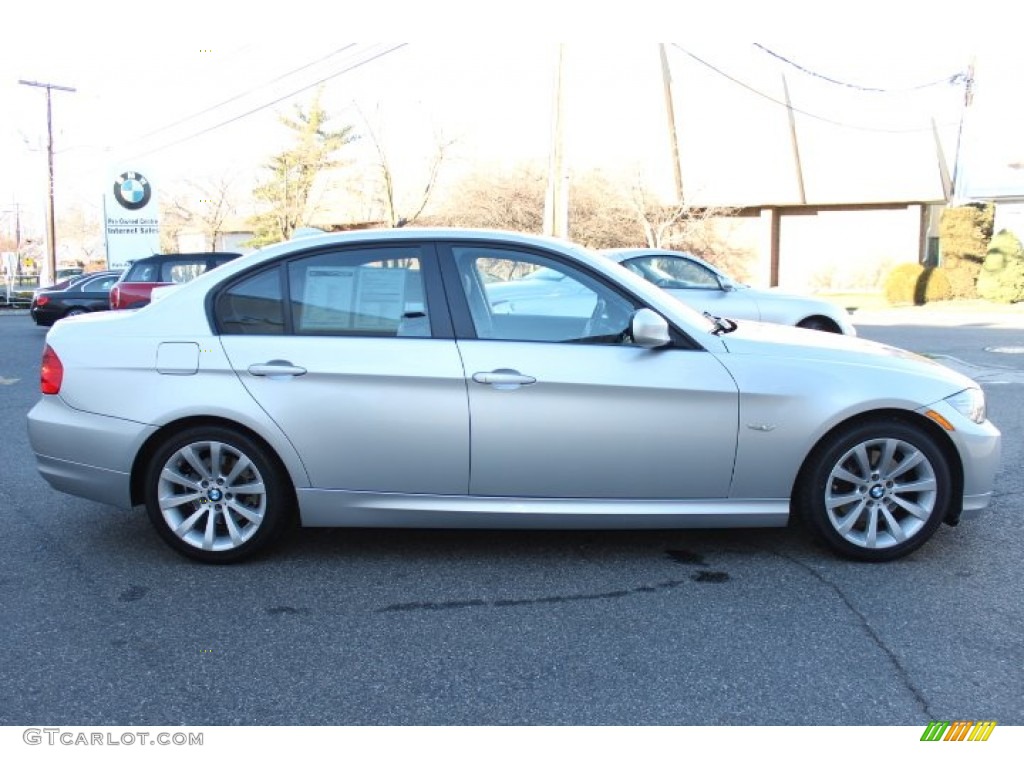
[{"xmin": 631, "ymin": 308, "xmax": 672, "ymax": 348}]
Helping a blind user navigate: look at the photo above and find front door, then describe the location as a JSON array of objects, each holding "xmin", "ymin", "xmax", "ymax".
[{"xmin": 447, "ymin": 244, "xmax": 739, "ymax": 500}]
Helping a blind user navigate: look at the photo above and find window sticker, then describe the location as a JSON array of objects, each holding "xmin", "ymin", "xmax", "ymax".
[
  {"xmin": 298, "ymin": 265, "xmax": 409, "ymax": 332},
  {"xmin": 353, "ymin": 268, "xmax": 407, "ymax": 329}
]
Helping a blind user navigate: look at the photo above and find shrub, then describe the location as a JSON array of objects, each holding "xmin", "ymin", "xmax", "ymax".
[
  {"xmin": 921, "ymin": 266, "xmax": 952, "ymax": 303},
  {"xmin": 939, "ymin": 203, "xmax": 994, "ymax": 299},
  {"xmin": 884, "ymin": 263, "xmax": 922, "ymax": 305},
  {"xmin": 884, "ymin": 263, "xmax": 952, "ymax": 305},
  {"xmin": 976, "ymin": 229, "xmax": 1024, "ymax": 303}
]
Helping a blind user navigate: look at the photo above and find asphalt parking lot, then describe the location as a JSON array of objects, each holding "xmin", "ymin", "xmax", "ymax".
[{"xmin": 0, "ymin": 308, "xmax": 1021, "ymax": 727}]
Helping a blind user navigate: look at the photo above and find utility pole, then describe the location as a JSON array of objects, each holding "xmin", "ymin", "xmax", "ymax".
[
  {"xmin": 18, "ymin": 79, "xmax": 76, "ymax": 284},
  {"xmin": 544, "ymin": 44, "xmax": 569, "ymax": 239},
  {"xmin": 781, "ymin": 73, "xmax": 807, "ymax": 204},
  {"xmin": 951, "ymin": 57, "xmax": 976, "ymax": 202},
  {"xmin": 659, "ymin": 44, "xmax": 684, "ymax": 203}
]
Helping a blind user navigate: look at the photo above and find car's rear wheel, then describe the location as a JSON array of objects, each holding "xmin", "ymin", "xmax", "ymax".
[
  {"xmin": 144, "ymin": 426, "xmax": 291, "ymax": 563},
  {"xmin": 797, "ymin": 419, "xmax": 952, "ymax": 561},
  {"xmin": 64, "ymin": 307, "xmax": 87, "ymax": 318}
]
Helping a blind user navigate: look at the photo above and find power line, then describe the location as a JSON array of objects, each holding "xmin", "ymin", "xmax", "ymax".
[
  {"xmin": 131, "ymin": 43, "xmax": 359, "ymax": 143},
  {"xmin": 753, "ymin": 43, "xmax": 964, "ymax": 92},
  {"xmin": 669, "ymin": 43, "xmax": 956, "ymax": 134},
  {"xmin": 114, "ymin": 43, "xmax": 408, "ymax": 163}
]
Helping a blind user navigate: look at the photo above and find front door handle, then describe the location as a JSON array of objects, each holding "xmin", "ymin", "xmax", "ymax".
[
  {"xmin": 248, "ymin": 360, "xmax": 307, "ymax": 377},
  {"xmin": 472, "ymin": 369, "xmax": 537, "ymax": 388}
]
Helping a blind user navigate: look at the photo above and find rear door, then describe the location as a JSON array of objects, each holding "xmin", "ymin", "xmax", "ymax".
[{"xmin": 216, "ymin": 243, "xmax": 470, "ymax": 494}]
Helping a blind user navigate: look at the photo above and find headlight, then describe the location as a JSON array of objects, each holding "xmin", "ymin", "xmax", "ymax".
[{"xmin": 946, "ymin": 388, "xmax": 986, "ymax": 424}]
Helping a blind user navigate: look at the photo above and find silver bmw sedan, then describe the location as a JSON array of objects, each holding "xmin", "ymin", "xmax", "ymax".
[{"xmin": 27, "ymin": 228, "xmax": 1000, "ymax": 563}]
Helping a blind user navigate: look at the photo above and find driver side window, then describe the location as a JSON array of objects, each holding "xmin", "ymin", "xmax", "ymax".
[{"xmin": 452, "ymin": 247, "xmax": 637, "ymax": 344}]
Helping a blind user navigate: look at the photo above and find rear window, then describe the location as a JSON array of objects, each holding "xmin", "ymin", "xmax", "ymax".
[{"xmin": 165, "ymin": 262, "xmax": 209, "ymax": 283}]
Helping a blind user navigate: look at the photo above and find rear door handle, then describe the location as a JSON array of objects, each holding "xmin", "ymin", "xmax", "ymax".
[
  {"xmin": 248, "ymin": 360, "xmax": 307, "ymax": 377},
  {"xmin": 472, "ymin": 369, "xmax": 537, "ymax": 388}
]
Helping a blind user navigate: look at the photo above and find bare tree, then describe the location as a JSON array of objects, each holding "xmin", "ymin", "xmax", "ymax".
[
  {"xmin": 569, "ymin": 171, "xmax": 643, "ymax": 249},
  {"xmin": 625, "ymin": 172, "xmax": 750, "ymax": 269},
  {"xmin": 429, "ymin": 163, "xmax": 748, "ymax": 273},
  {"xmin": 189, "ymin": 174, "xmax": 240, "ymax": 251},
  {"xmin": 158, "ymin": 173, "xmax": 244, "ymax": 252},
  {"xmin": 159, "ymin": 190, "xmax": 194, "ymax": 253},
  {"xmin": 56, "ymin": 204, "xmax": 103, "ymax": 265},
  {"xmin": 627, "ymin": 173, "xmax": 731, "ymax": 250},
  {"xmin": 427, "ymin": 163, "xmax": 546, "ymax": 233},
  {"xmin": 359, "ymin": 106, "xmax": 455, "ymax": 228}
]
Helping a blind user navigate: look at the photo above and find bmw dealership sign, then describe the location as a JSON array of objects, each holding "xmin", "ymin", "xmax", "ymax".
[
  {"xmin": 113, "ymin": 171, "xmax": 152, "ymax": 210},
  {"xmin": 104, "ymin": 169, "xmax": 160, "ymax": 269}
]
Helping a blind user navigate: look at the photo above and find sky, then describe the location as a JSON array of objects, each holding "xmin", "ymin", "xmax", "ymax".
[{"xmin": 1, "ymin": 0, "xmax": 1021, "ymax": 244}]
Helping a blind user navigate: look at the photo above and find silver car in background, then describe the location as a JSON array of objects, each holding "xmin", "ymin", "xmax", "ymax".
[
  {"xmin": 602, "ymin": 248, "xmax": 856, "ymax": 334},
  {"xmin": 27, "ymin": 229, "xmax": 999, "ymax": 563}
]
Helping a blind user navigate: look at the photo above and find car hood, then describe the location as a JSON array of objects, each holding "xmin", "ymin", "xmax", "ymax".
[{"xmin": 716, "ymin": 319, "xmax": 979, "ymax": 392}]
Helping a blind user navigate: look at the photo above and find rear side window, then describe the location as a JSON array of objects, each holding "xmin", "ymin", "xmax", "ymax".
[
  {"xmin": 82, "ymin": 275, "xmax": 120, "ymax": 292},
  {"xmin": 216, "ymin": 268, "xmax": 285, "ymax": 335},
  {"xmin": 288, "ymin": 247, "xmax": 428, "ymax": 337},
  {"xmin": 215, "ymin": 247, "xmax": 431, "ymax": 337}
]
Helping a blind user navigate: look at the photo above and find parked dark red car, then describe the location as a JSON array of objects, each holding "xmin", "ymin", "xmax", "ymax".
[{"xmin": 109, "ymin": 252, "xmax": 241, "ymax": 310}]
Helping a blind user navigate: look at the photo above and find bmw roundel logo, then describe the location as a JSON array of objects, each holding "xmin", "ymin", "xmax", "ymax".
[{"xmin": 113, "ymin": 171, "xmax": 152, "ymax": 210}]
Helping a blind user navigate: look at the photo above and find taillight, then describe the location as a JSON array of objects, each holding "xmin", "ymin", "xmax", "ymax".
[
  {"xmin": 110, "ymin": 285, "xmax": 120, "ymax": 309},
  {"xmin": 36, "ymin": 295, "xmax": 50, "ymax": 307},
  {"xmin": 41, "ymin": 345, "xmax": 64, "ymax": 395}
]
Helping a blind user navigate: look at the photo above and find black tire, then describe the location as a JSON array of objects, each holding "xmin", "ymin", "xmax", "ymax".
[
  {"xmin": 796, "ymin": 419, "xmax": 952, "ymax": 562},
  {"xmin": 797, "ymin": 316, "xmax": 841, "ymax": 333},
  {"xmin": 64, "ymin": 307, "xmax": 87, "ymax": 318},
  {"xmin": 143, "ymin": 425, "xmax": 292, "ymax": 564}
]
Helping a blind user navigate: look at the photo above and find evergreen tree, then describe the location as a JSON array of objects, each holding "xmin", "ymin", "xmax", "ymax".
[
  {"xmin": 939, "ymin": 203, "xmax": 994, "ymax": 298},
  {"xmin": 249, "ymin": 89, "xmax": 355, "ymax": 247}
]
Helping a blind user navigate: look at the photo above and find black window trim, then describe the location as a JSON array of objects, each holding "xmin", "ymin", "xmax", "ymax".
[
  {"xmin": 435, "ymin": 240, "xmax": 702, "ymax": 350},
  {"xmin": 209, "ymin": 241, "xmax": 454, "ymax": 339}
]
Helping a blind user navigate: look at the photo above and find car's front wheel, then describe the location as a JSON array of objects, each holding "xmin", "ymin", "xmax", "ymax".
[
  {"xmin": 797, "ymin": 419, "xmax": 952, "ymax": 561},
  {"xmin": 797, "ymin": 316, "xmax": 841, "ymax": 333},
  {"xmin": 143, "ymin": 426, "xmax": 291, "ymax": 563}
]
